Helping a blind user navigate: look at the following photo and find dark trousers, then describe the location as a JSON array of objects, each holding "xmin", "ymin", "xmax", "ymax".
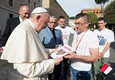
[
  {"xmin": 77, "ymin": 71, "xmax": 91, "ymax": 80},
  {"xmin": 48, "ymin": 62, "xmax": 62, "ymax": 80},
  {"xmin": 48, "ymin": 59, "xmax": 69, "ymax": 80},
  {"xmin": 105, "ymin": 62, "xmax": 115, "ymax": 80},
  {"xmin": 63, "ymin": 58, "xmax": 70, "ymax": 80}
]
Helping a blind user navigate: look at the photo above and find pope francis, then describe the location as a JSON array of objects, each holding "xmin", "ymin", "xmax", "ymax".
[{"xmin": 1, "ymin": 7, "xmax": 63, "ymax": 80}]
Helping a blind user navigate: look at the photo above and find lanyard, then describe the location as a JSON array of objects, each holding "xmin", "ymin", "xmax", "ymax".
[{"xmin": 75, "ymin": 30, "xmax": 88, "ymax": 50}]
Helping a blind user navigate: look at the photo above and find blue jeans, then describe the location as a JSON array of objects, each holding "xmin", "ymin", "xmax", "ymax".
[{"xmin": 70, "ymin": 66, "xmax": 92, "ymax": 80}]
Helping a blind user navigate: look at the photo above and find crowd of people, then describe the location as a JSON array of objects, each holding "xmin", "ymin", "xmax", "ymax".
[{"xmin": 0, "ymin": 4, "xmax": 114, "ymax": 80}]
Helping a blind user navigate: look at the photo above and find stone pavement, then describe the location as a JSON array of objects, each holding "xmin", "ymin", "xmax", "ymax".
[
  {"xmin": 0, "ymin": 42, "xmax": 115, "ymax": 80},
  {"xmin": 0, "ymin": 62, "xmax": 10, "ymax": 80},
  {"xmin": 0, "ymin": 52, "xmax": 12, "ymax": 80}
]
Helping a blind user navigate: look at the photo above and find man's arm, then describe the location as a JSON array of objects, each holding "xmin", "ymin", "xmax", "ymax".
[
  {"xmin": 99, "ymin": 42, "xmax": 111, "ymax": 58},
  {"xmin": 14, "ymin": 59, "xmax": 54, "ymax": 77},
  {"xmin": 14, "ymin": 58, "xmax": 63, "ymax": 78},
  {"xmin": 64, "ymin": 48, "xmax": 99, "ymax": 62},
  {"xmin": 76, "ymin": 48, "xmax": 99, "ymax": 62}
]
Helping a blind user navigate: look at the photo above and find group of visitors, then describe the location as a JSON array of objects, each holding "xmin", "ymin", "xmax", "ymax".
[{"xmin": 0, "ymin": 4, "xmax": 114, "ymax": 80}]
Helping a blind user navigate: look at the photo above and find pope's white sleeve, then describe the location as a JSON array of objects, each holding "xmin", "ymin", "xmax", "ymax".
[{"xmin": 14, "ymin": 59, "xmax": 54, "ymax": 78}]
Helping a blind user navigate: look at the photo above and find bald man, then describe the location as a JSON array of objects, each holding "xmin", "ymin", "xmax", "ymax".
[{"xmin": 0, "ymin": 4, "xmax": 30, "ymax": 47}]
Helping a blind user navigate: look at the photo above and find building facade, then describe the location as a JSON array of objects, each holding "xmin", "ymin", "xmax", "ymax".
[
  {"xmin": 0, "ymin": 0, "xmax": 42, "ymax": 37},
  {"xmin": 81, "ymin": 7, "xmax": 103, "ymax": 18},
  {"xmin": 42, "ymin": 0, "xmax": 69, "ymax": 25},
  {"xmin": 0, "ymin": 0, "xmax": 68, "ymax": 37}
]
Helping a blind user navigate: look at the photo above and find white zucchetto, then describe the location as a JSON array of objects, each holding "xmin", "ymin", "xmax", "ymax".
[{"xmin": 31, "ymin": 7, "xmax": 48, "ymax": 14}]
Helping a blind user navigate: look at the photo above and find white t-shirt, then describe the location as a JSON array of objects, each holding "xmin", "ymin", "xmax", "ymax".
[
  {"xmin": 94, "ymin": 28, "xmax": 114, "ymax": 58},
  {"xmin": 71, "ymin": 30, "xmax": 99, "ymax": 71},
  {"xmin": 55, "ymin": 26, "xmax": 76, "ymax": 45}
]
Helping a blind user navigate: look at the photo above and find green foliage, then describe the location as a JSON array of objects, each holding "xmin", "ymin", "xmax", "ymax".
[
  {"xmin": 86, "ymin": 12, "xmax": 97, "ymax": 23},
  {"xmin": 104, "ymin": 0, "xmax": 115, "ymax": 24},
  {"xmin": 95, "ymin": 0, "xmax": 109, "ymax": 10},
  {"xmin": 69, "ymin": 16, "xmax": 75, "ymax": 19},
  {"xmin": 95, "ymin": 0, "xmax": 109, "ymax": 5},
  {"xmin": 86, "ymin": 12, "xmax": 97, "ymax": 30}
]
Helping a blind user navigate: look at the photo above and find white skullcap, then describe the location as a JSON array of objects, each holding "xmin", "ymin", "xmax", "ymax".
[{"xmin": 31, "ymin": 7, "xmax": 48, "ymax": 14}]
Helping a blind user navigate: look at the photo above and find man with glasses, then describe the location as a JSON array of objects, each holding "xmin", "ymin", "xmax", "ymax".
[
  {"xmin": 39, "ymin": 16, "xmax": 63, "ymax": 80},
  {"xmin": 64, "ymin": 13, "xmax": 99, "ymax": 80},
  {"xmin": 93, "ymin": 17, "xmax": 114, "ymax": 80}
]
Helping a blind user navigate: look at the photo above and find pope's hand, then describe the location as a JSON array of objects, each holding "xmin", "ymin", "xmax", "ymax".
[
  {"xmin": 0, "ymin": 47, "xmax": 3, "ymax": 52},
  {"xmin": 50, "ymin": 48, "xmax": 58, "ymax": 54},
  {"xmin": 54, "ymin": 57, "xmax": 63, "ymax": 65}
]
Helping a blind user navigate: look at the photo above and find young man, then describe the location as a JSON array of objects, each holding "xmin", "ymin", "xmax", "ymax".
[
  {"xmin": 55, "ymin": 16, "xmax": 76, "ymax": 80},
  {"xmin": 93, "ymin": 17, "xmax": 114, "ymax": 80},
  {"xmin": 56, "ymin": 16, "xmax": 75, "ymax": 45}
]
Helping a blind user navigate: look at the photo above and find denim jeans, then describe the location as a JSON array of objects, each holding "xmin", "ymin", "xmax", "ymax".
[{"xmin": 70, "ymin": 66, "xmax": 92, "ymax": 80}]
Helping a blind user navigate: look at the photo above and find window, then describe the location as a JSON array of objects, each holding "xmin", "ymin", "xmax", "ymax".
[
  {"xmin": 34, "ymin": 2, "xmax": 36, "ymax": 8},
  {"xmin": 20, "ymin": 4, "xmax": 22, "ymax": 6},
  {"xmin": 28, "ymin": 0, "xmax": 30, "ymax": 4},
  {"xmin": 9, "ymin": 0, "xmax": 13, "ymax": 7},
  {"xmin": 9, "ymin": 13, "xmax": 13, "ymax": 18}
]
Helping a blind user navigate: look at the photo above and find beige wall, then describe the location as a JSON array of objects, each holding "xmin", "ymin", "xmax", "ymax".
[
  {"xmin": 42, "ymin": 0, "xmax": 69, "ymax": 25},
  {"xmin": 81, "ymin": 8, "xmax": 104, "ymax": 18},
  {"xmin": 42, "ymin": 0, "xmax": 49, "ymax": 8}
]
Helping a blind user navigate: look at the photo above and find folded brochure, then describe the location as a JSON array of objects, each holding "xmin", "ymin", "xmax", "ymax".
[{"xmin": 51, "ymin": 44, "xmax": 74, "ymax": 58}]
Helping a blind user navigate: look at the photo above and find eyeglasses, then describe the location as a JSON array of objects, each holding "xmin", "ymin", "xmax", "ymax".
[
  {"xmin": 48, "ymin": 22, "xmax": 56, "ymax": 24},
  {"xmin": 74, "ymin": 22, "xmax": 86, "ymax": 26}
]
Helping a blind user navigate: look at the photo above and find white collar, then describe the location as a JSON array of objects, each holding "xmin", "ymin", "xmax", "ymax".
[{"xmin": 19, "ymin": 17, "xmax": 24, "ymax": 23}]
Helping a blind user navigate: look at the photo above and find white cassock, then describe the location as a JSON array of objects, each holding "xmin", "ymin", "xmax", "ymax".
[{"xmin": 1, "ymin": 19, "xmax": 54, "ymax": 80}]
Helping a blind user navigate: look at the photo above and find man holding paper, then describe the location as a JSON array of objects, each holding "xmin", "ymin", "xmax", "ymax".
[{"xmin": 64, "ymin": 13, "xmax": 99, "ymax": 80}]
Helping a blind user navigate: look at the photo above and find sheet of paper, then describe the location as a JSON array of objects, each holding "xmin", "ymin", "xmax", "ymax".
[{"xmin": 51, "ymin": 44, "xmax": 74, "ymax": 58}]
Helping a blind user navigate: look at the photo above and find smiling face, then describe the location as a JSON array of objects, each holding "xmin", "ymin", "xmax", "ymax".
[{"xmin": 19, "ymin": 5, "xmax": 30, "ymax": 20}]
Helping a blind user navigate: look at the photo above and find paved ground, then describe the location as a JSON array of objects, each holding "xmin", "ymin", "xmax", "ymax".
[
  {"xmin": 0, "ymin": 42, "xmax": 114, "ymax": 80},
  {"xmin": 0, "ymin": 60, "xmax": 10, "ymax": 80}
]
